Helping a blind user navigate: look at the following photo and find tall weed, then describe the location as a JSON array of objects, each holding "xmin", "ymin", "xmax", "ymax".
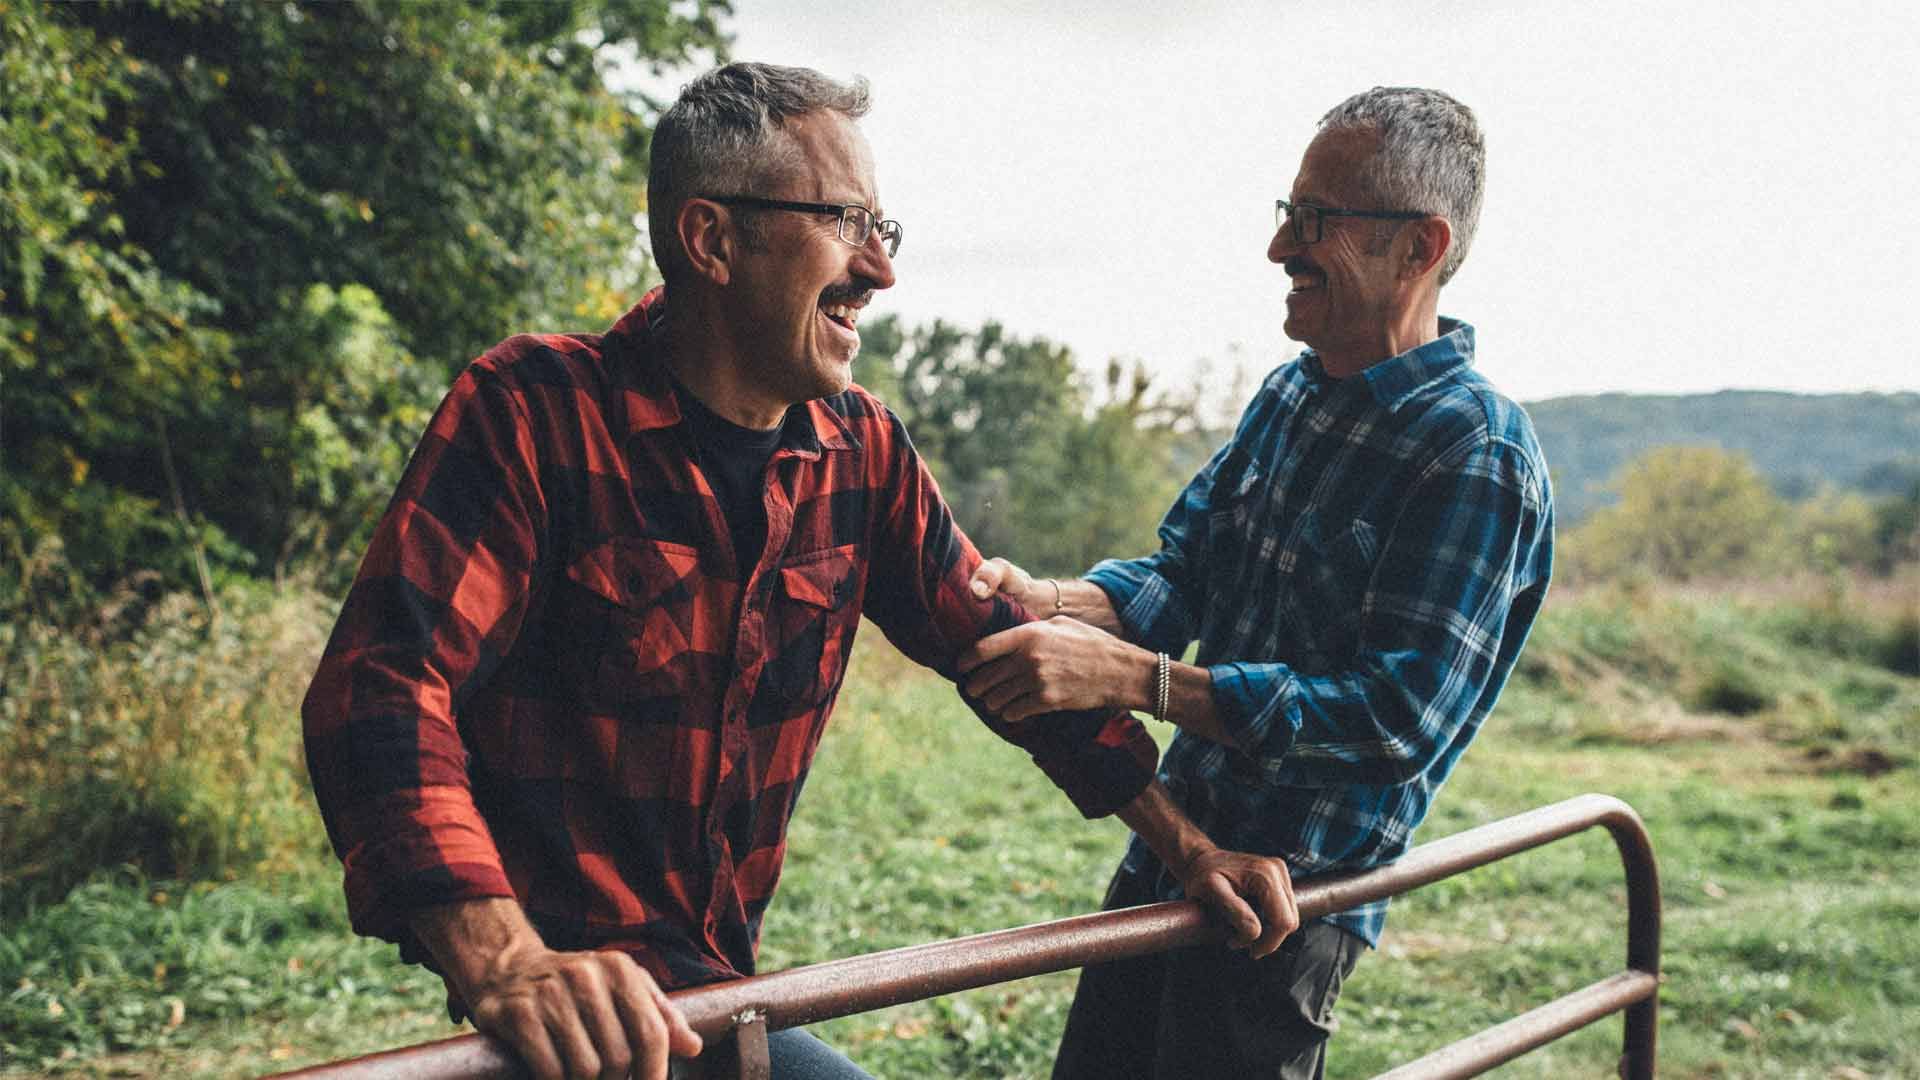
[{"xmin": 0, "ymin": 581, "xmax": 333, "ymax": 911}]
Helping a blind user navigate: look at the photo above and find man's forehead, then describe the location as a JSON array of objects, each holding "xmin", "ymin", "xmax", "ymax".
[
  {"xmin": 781, "ymin": 111, "xmax": 879, "ymax": 206},
  {"xmin": 1291, "ymin": 127, "xmax": 1378, "ymax": 203}
]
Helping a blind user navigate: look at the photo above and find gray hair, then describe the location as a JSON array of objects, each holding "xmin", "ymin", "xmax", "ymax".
[
  {"xmin": 1318, "ymin": 87, "xmax": 1484, "ymax": 287},
  {"xmin": 647, "ymin": 62, "xmax": 871, "ymax": 283}
]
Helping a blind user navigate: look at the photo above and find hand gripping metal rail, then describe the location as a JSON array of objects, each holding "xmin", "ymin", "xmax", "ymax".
[{"xmin": 268, "ymin": 793, "xmax": 1661, "ymax": 1080}]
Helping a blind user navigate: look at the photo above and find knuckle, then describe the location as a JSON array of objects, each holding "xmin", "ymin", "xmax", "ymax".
[{"xmin": 598, "ymin": 1047, "xmax": 633, "ymax": 1080}]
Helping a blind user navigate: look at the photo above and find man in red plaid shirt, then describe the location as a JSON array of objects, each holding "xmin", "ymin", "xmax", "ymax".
[{"xmin": 303, "ymin": 62, "xmax": 1297, "ymax": 1080}]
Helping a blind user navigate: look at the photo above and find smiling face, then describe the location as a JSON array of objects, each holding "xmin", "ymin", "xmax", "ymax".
[
  {"xmin": 725, "ymin": 110, "xmax": 896, "ymax": 408},
  {"xmin": 1268, "ymin": 128, "xmax": 1406, "ymax": 372}
]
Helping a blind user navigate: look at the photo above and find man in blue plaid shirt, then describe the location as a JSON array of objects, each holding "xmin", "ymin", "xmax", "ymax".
[{"xmin": 960, "ymin": 87, "xmax": 1554, "ymax": 1079}]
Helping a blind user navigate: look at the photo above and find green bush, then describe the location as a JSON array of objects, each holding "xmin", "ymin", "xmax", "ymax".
[
  {"xmin": 1688, "ymin": 661, "xmax": 1776, "ymax": 716},
  {"xmin": 0, "ymin": 578, "xmax": 333, "ymax": 911},
  {"xmin": 1883, "ymin": 611, "xmax": 1920, "ymax": 676}
]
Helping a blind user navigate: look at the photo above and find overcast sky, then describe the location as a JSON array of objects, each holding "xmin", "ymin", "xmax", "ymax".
[{"xmin": 635, "ymin": 1, "xmax": 1919, "ymax": 403}]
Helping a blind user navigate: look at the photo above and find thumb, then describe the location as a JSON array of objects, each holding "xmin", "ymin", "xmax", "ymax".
[{"xmin": 970, "ymin": 558, "xmax": 1005, "ymax": 598}]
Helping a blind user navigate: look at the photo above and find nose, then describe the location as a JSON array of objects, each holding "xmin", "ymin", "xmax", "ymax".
[
  {"xmin": 1268, "ymin": 222, "xmax": 1299, "ymax": 264},
  {"xmin": 854, "ymin": 230, "xmax": 896, "ymax": 290}
]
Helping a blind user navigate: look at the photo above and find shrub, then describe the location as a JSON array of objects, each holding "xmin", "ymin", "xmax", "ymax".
[
  {"xmin": 1884, "ymin": 611, "xmax": 1920, "ymax": 677},
  {"xmin": 0, "ymin": 579, "xmax": 333, "ymax": 911},
  {"xmin": 1688, "ymin": 661, "xmax": 1776, "ymax": 716}
]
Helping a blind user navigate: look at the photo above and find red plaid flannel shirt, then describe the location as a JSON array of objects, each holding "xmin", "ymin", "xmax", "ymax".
[{"xmin": 302, "ymin": 287, "xmax": 1159, "ymax": 988}]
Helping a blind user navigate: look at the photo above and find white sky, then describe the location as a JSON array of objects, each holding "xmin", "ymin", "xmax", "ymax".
[{"xmin": 640, "ymin": 0, "xmax": 1920, "ymax": 403}]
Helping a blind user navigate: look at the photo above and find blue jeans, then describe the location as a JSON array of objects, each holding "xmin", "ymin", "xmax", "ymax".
[{"xmin": 765, "ymin": 1028, "xmax": 872, "ymax": 1079}]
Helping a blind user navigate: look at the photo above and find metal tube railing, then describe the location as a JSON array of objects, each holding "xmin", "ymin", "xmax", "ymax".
[{"xmin": 270, "ymin": 792, "xmax": 1660, "ymax": 1080}]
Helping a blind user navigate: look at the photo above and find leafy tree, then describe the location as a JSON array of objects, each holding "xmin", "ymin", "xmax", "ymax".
[
  {"xmin": 1789, "ymin": 489, "xmax": 1885, "ymax": 575},
  {"xmin": 855, "ymin": 318, "xmax": 1211, "ymax": 575},
  {"xmin": 855, "ymin": 316, "xmax": 1078, "ymax": 558},
  {"xmin": 1562, "ymin": 446, "xmax": 1786, "ymax": 582},
  {"xmin": 1009, "ymin": 360, "xmax": 1189, "ymax": 574},
  {"xmin": 1, "ymin": 0, "xmax": 730, "ymax": 601}
]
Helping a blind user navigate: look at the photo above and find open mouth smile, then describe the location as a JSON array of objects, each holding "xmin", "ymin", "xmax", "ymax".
[
  {"xmin": 1285, "ymin": 259, "xmax": 1325, "ymax": 296},
  {"xmin": 821, "ymin": 302, "xmax": 861, "ymax": 330}
]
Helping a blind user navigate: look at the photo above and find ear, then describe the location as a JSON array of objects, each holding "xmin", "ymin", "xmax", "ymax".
[
  {"xmin": 1400, "ymin": 216, "xmax": 1452, "ymax": 282},
  {"xmin": 677, "ymin": 198, "xmax": 733, "ymax": 286}
]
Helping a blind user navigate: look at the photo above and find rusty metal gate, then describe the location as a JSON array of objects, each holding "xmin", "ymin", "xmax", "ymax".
[{"xmin": 271, "ymin": 792, "xmax": 1661, "ymax": 1080}]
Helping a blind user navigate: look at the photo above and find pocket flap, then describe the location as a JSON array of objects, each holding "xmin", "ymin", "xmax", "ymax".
[
  {"xmin": 777, "ymin": 546, "xmax": 856, "ymax": 610},
  {"xmin": 565, "ymin": 538, "xmax": 702, "ymax": 609}
]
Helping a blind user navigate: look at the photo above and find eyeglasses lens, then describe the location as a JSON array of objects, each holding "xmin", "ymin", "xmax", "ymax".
[
  {"xmin": 1277, "ymin": 202, "xmax": 1321, "ymax": 244},
  {"xmin": 838, "ymin": 206, "xmax": 873, "ymax": 247}
]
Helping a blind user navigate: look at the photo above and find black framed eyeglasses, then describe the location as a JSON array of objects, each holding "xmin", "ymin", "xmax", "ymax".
[
  {"xmin": 707, "ymin": 196, "xmax": 903, "ymax": 257},
  {"xmin": 1274, "ymin": 198, "xmax": 1428, "ymax": 245}
]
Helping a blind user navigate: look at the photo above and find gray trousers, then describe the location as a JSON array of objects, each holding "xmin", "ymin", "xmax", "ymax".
[{"xmin": 1052, "ymin": 865, "xmax": 1365, "ymax": 1080}]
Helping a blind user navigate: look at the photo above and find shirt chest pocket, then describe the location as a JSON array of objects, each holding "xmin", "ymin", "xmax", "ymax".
[
  {"xmin": 761, "ymin": 544, "xmax": 861, "ymax": 712},
  {"xmin": 559, "ymin": 537, "xmax": 703, "ymax": 713},
  {"xmin": 1206, "ymin": 447, "xmax": 1266, "ymax": 580},
  {"xmin": 1294, "ymin": 515, "xmax": 1381, "ymax": 652}
]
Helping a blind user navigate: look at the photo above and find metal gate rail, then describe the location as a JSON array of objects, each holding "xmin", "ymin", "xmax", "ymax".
[{"xmin": 270, "ymin": 792, "xmax": 1661, "ymax": 1079}]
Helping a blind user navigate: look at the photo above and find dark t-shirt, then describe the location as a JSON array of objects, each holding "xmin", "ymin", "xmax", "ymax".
[{"xmin": 672, "ymin": 382, "xmax": 784, "ymax": 573}]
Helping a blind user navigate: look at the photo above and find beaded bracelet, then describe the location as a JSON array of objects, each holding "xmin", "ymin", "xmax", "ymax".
[{"xmin": 1154, "ymin": 651, "xmax": 1171, "ymax": 723}]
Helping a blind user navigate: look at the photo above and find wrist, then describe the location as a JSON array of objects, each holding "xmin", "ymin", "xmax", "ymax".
[
  {"xmin": 413, "ymin": 898, "xmax": 545, "ymax": 995},
  {"xmin": 1118, "ymin": 780, "xmax": 1216, "ymax": 880}
]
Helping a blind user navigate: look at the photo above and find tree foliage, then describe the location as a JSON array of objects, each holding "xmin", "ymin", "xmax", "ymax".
[
  {"xmin": 1, "ymin": 0, "xmax": 729, "ymax": 603},
  {"xmin": 1560, "ymin": 445, "xmax": 1918, "ymax": 583},
  {"xmin": 1563, "ymin": 447, "xmax": 1785, "ymax": 581},
  {"xmin": 854, "ymin": 316, "xmax": 1225, "ymax": 575}
]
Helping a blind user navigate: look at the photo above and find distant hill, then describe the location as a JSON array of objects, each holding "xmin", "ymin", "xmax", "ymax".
[{"xmin": 1522, "ymin": 391, "xmax": 1920, "ymax": 523}]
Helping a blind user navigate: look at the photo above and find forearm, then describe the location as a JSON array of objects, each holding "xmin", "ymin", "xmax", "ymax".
[
  {"xmin": 1097, "ymin": 642, "xmax": 1238, "ymax": 748},
  {"xmin": 1049, "ymin": 576, "xmax": 1125, "ymax": 635},
  {"xmin": 1116, "ymin": 778, "xmax": 1301, "ymax": 955},
  {"xmin": 1115, "ymin": 779, "xmax": 1216, "ymax": 875},
  {"xmin": 411, "ymin": 896, "xmax": 546, "ymax": 998}
]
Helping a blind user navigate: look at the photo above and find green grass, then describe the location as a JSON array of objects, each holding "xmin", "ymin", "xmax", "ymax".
[{"xmin": 4, "ymin": 585, "xmax": 1917, "ymax": 1077}]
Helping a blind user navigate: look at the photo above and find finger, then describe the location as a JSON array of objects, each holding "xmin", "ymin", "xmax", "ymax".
[
  {"xmin": 957, "ymin": 627, "xmax": 1032, "ymax": 676},
  {"xmin": 492, "ymin": 1000, "xmax": 567, "ymax": 1080},
  {"xmin": 1249, "ymin": 873, "xmax": 1293, "ymax": 959},
  {"xmin": 607, "ymin": 964, "xmax": 671, "ymax": 1080},
  {"xmin": 538, "ymin": 977, "xmax": 602, "ymax": 1080},
  {"xmin": 569, "ymin": 965, "xmax": 633, "ymax": 1080},
  {"xmin": 1197, "ymin": 872, "xmax": 1261, "ymax": 949},
  {"xmin": 646, "ymin": 979, "xmax": 704, "ymax": 1059},
  {"xmin": 961, "ymin": 657, "xmax": 1020, "ymax": 701},
  {"xmin": 969, "ymin": 558, "xmax": 1010, "ymax": 598},
  {"xmin": 979, "ymin": 672, "xmax": 1039, "ymax": 713}
]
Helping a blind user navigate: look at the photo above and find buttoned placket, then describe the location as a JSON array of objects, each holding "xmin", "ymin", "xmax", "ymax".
[{"xmin": 702, "ymin": 439, "xmax": 803, "ymax": 953}]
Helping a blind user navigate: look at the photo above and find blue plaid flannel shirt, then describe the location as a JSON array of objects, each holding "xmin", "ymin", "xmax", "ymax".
[{"xmin": 1086, "ymin": 319, "xmax": 1554, "ymax": 946}]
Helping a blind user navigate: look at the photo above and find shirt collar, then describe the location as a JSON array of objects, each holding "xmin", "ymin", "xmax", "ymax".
[
  {"xmin": 606, "ymin": 286, "xmax": 859, "ymax": 455},
  {"xmin": 1359, "ymin": 318, "xmax": 1476, "ymax": 410},
  {"xmin": 1295, "ymin": 318, "xmax": 1476, "ymax": 409}
]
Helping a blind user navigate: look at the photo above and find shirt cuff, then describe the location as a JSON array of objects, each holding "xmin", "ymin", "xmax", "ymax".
[
  {"xmin": 1084, "ymin": 559, "xmax": 1194, "ymax": 654},
  {"xmin": 1027, "ymin": 711, "xmax": 1160, "ymax": 818},
  {"xmin": 1206, "ymin": 661, "xmax": 1300, "ymax": 762},
  {"xmin": 339, "ymin": 796, "xmax": 516, "ymax": 947}
]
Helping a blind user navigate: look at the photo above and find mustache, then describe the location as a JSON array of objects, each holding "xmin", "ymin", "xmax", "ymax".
[
  {"xmin": 819, "ymin": 283, "xmax": 874, "ymax": 306},
  {"xmin": 1282, "ymin": 258, "xmax": 1320, "ymax": 277}
]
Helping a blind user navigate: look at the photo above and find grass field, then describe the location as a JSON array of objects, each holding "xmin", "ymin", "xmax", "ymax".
[{"xmin": 3, "ymin": 584, "xmax": 1916, "ymax": 1078}]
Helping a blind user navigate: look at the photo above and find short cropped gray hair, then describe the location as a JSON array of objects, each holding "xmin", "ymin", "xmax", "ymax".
[
  {"xmin": 1318, "ymin": 87, "xmax": 1484, "ymax": 287},
  {"xmin": 647, "ymin": 62, "xmax": 871, "ymax": 283}
]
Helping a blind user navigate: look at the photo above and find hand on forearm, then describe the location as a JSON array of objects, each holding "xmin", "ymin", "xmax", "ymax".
[
  {"xmin": 1117, "ymin": 782, "xmax": 1299, "ymax": 958},
  {"xmin": 957, "ymin": 617, "xmax": 1157, "ymax": 721},
  {"xmin": 412, "ymin": 898, "xmax": 701, "ymax": 1080},
  {"xmin": 968, "ymin": 557, "xmax": 1125, "ymax": 635},
  {"xmin": 957, "ymin": 615, "xmax": 1242, "ymax": 749}
]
